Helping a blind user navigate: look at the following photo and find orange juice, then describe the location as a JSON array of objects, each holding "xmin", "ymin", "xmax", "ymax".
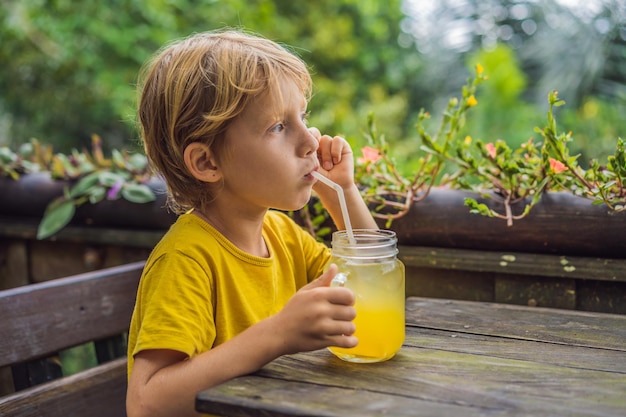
[{"xmin": 328, "ymin": 253, "xmax": 405, "ymax": 363}]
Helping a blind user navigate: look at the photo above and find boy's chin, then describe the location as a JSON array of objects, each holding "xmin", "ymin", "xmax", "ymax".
[{"xmin": 272, "ymin": 200, "xmax": 310, "ymax": 213}]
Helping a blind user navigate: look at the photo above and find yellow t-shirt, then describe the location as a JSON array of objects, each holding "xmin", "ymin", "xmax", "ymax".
[{"xmin": 127, "ymin": 210, "xmax": 331, "ymax": 376}]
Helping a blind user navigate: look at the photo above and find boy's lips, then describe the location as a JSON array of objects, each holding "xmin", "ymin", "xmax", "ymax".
[{"xmin": 306, "ymin": 166, "xmax": 320, "ymax": 178}]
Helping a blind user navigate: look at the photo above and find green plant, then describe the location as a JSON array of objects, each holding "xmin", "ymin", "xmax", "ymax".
[
  {"xmin": 0, "ymin": 142, "xmax": 42, "ymax": 179},
  {"xmin": 0, "ymin": 135, "xmax": 157, "ymax": 239},
  {"xmin": 354, "ymin": 64, "xmax": 489, "ymax": 226},
  {"xmin": 354, "ymin": 65, "xmax": 626, "ymax": 227},
  {"xmin": 539, "ymin": 92, "xmax": 626, "ymax": 213},
  {"xmin": 0, "ymin": 0, "xmax": 412, "ymax": 152}
]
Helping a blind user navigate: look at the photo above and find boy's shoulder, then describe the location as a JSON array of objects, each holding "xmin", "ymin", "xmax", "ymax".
[
  {"xmin": 264, "ymin": 210, "xmax": 308, "ymax": 235},
  {"xmin": 152, "ymin": 212, "xmax": 215, "ymax": 252},
  {"xmin": 265, "ymin": 209, "xmax": 294, "ymax": 226},
  {"xmin": 264, "ymin": 210, "xmax": 323, "ymax": 250}
]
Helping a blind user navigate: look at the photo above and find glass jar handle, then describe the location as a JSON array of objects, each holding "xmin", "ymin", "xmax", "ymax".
[{"xmin": 330, "ymin": 272, "xmax": 348, "ymax": 287}]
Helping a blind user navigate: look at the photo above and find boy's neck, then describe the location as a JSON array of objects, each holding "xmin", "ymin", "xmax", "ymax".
[{"xmin": 193, "ymin": 207, "xmax": 270, "ymax": 258}]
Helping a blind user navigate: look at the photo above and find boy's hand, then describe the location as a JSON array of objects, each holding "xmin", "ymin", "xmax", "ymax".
[
  {"xmin": 309, "ymin": 127, "xmax": 354, "ymax": 190},
  {"xmin": 269, "ymin": 264, "xmax": 358, "ymax": 355}
]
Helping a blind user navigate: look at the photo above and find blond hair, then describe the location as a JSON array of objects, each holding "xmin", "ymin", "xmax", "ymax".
[{"xmin": 137, "ymin": 29, "xmax": 312, "ymax": 213}]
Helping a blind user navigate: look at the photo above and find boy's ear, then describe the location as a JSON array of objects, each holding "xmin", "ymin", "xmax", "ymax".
[{"xmin": 183, "ymin": 142, "xmax": 222, "ymax": 183}]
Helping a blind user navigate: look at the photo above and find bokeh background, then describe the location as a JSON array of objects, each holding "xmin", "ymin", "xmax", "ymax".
[{"xmin": 1, "ymin": 0, "xmax": 624, "ymax": 170}]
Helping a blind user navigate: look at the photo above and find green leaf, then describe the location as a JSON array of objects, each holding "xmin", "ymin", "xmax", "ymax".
[
  {"xmin": 121, "ymin": 183, "xmax": 156, "ymax": 203},
  {"xmin": 0, "ymin": 147, "xmax": 17, "ymax": 164},
  {"xmin": 97, "ymin": 171, "xmax": 128, "ymax": 187},
  {"xmin": 464, "ymin": 198, "xmax": 493, "ymax": 217},
  {"xmin": 127, "ymin": 153, "xmax": 148, "ymax": 171},
  {"xmin": 312, "ymin": 214, "xmax": 327, "ymax": 226},
  {"xmin": 316, "ymin": 227, "xmax": 333, "ymax": 238},
  {"xmin": 68, "ymin": 171, "xmax": 101, "ymax": 198},
  {"xmin": 37, "ymin": 198, "xmax": 76, "ymax": 239},
  {"xmin": 112, "ymin": 149, "xmax": 125, "ymax": 168},
  {"xmin": 418, "ymin": 144, "xmax": 440, "ymax": 156},
  {"xmin": 88, "ymin": 185, "xmax": 106, "ymax": 204},
  {"xmin": 76, "ymin": 158, "xmax": 96, "ymax": 173}
]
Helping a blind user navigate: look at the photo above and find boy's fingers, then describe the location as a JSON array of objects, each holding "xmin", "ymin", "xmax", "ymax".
[
  {"xmin": 305, "ymin": 264, "xmax": 338, "ymax": 289},
  {"xmin": 326, "ymin": 287, "xmax": 355, "ymax": 307},
  {"xmin": 317, "ymin": 135, "xmax": 334, "ymax": 170},
  {"xmin": 330, "ymin": 136, "xmax": 345, "ymax": 164},
  {"xmin": 308, "ymin": 127, "xmax": 321, "ymax": 139},
  {"xmin": 330, "ymin": 305, "xmax": 357, "ymax": 322},
  {"xmin": 330, "ymin": 321, "xmax": 356, "ymax": 337},
  {"xmin": 328, "ymin": 335, "xmax": 358, "ymax": 349}
]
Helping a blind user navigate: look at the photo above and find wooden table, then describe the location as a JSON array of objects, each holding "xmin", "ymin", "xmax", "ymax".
[{"xmin": 196, "ymin": 297, "xmax": 626, "ymax": 417}]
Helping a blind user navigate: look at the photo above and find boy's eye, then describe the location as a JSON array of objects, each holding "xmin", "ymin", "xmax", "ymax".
[
  {"xmin": 269, "ymin": 112, "xmax": 309, "ymax": 133},
  {"xmin": 270, "ymin": 123, "xmax": 285, "ymax": 133}
]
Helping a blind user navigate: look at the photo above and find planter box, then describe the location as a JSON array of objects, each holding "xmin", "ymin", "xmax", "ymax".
[
  {"xmin": 386, "ymin": 188, "xmax": 626, "ymax": 259},
  {"xmin": 0, "ymin": 173, "xmax": 176, "ymax": 229}
]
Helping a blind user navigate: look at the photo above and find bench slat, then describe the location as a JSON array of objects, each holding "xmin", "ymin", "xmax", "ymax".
[
  {"xmin": 0, "ymin": 357, "xmax": 127, "ymax": 417},
  {"xmin": 0, "ymin": 261, "xmax": 144, "ymax": 367}
]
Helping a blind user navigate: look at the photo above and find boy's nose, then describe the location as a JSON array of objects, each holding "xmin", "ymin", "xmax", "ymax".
[{"xmin": 301, "ymin": 127, "xmax": 319, "ymax": 157}]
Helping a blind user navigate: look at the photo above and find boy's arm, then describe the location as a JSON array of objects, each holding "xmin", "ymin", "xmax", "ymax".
[
  {"xmin": 127, "ymin": 318, "xmax": 284, "ymax": 417},
  {"xmin": 318, "ymin": 181, "xmax": 378, "ymax": 231},
  {"xmin": 127, "ymin": 265, "xmax": 356, "ymax": 417}
]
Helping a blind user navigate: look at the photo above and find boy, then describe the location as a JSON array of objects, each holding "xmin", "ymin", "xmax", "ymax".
[{"xmin": 127, "ymin": 29, "xmax": 378, "ymax": 417}]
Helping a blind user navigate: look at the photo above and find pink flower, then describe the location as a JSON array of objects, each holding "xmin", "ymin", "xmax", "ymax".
[
  {"xmin": 107, "ymin": 180, "xmax": 123, "ymax": 200},
  {"xmin": 549, "ymin": 158, "xmax": 568, "ymax": 173},
  {"xmin": 485, "ymin": 142, "xmax": 496, "ymax": 159},
  {"xmin": 358, "ymin": 146, "xmax": 382, "ymax": 164}
]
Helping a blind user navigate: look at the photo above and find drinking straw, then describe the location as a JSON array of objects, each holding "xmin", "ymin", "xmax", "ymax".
[{"xmin": 311, "ymin": 171, "xmax": 356, "ymax": 244}]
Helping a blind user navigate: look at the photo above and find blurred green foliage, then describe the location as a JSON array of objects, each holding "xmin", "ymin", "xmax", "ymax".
[
  {"xmin": 0, "ymin": 0, "xmax": 418, "ymax": 153},
  {"xmin": 461, "ymin": 43, "xmax": 626, "ymax": 169},
  {"xmin": 59, "ymin": 342, "xmax": 97, "ymax": 376},
  {"xmin": 0, "ymin": 0, "xmax": 624, "ymax": 170},
  {"xmin": 398, "ymin": 0, "xmax": 626, "ymax": 171},
  {"xmin": 464, "ymin": 45, "xmax": 539, "ymax": 147}
]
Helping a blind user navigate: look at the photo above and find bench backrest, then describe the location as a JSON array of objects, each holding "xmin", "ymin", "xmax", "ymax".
[{"xmin": 0, "ymin": 261, "xmax": 144, "ymax": 417}]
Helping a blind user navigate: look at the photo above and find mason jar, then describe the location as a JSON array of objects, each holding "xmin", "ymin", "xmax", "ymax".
[{"xmin": 327, "ymin": 229, "xmax": 405, "ymax": 363}]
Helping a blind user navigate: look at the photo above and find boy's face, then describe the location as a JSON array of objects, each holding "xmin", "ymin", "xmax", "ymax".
[{"xmin": 217, "ymin": 78, "xmax": 319, "ymax": 213}]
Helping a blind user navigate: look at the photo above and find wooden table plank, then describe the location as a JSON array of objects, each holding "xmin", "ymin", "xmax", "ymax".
[
  {"xmin": 255, "ymin": 347, "xmax": 515, "ymax": 411},
  {"xmin": 196, "ymin": 375, "xmax": 503, "ymax": 417},
  {"xmin": 257, "ymin": 337, "xmax": 625, "ymax": 411},
  {"xmin": 406, "ymin": 297, "xmax": 626, "ymax": 350},
  {"xmin": 199, "ymin": 329, "xmax": 626, "ymax": 416},
  {"xmin": 197, "ymin": 298, "xmax": 626, "ymax": 417},
  {"xmin": 409, "ymin": 327, "xmax": 626, "ymax": 373}
]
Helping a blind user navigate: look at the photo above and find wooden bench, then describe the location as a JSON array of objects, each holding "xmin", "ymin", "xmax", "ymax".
[{"xmin": 0, "ymin": 261, "xmax": 144, "ymax": 417}]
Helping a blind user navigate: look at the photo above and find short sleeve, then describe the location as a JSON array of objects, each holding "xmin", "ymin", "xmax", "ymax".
[{"xmin": 131, "ymin": 252, "xmax": 216, "ymax": 359}]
